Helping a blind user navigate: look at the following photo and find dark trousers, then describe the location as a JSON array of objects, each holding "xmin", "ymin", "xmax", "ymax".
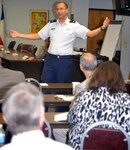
[{"xmin": 41, "ymin": 53, "xmax": 73, "ymax": 83}]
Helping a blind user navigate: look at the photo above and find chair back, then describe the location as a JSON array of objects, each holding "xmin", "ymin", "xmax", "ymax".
[
  {"xmin": 42, "ymin": 119, "xmax": 51, "ymax": 138},
  {"xmin": 80, "ymin": 121, "xmax": 130, "ymax": 150},
  {"xmin": 16, "ymin": 43, "xmax": 23, "ymax": 51},
  {"xmin": 16, "ymin": 43, "xmax": 37, "ymax": 55},
  {"xmin": 126, "ymin": 83, "xmax": 130, "ymax": 94},
  {"xmin": 8, "ymin": 41, "xmax": 16, "ymax": 49},
  {"xmin": 1, "ymin": 57, "xmax": 10, "ymax": 68},
  {"xmin": 4, "ymin": 127, "xmax": 12, "ymax": 144},
  {"xmin": 25, "ymin": 78, "xmax": 42, "ymax": 92}
]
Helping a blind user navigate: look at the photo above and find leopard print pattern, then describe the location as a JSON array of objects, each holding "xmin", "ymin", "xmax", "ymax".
[{"xmin": 67, "ymin": 86, "xmax": 130, "ymax": 150}]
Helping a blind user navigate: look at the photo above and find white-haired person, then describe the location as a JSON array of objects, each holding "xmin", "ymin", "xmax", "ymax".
[
  {"xmin": 1, "ymin": 82, "xmax": 73, "ymax": 150},
  {"xmin": 73, "ymin": 52, "xmax": 97, "ymax": 95}
]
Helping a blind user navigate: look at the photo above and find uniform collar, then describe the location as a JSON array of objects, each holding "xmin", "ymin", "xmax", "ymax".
[
  {"xmin": 57, "ymin": 17, "xmax": 70, "ymax": 25},
  {"xmin": 65, "ymin": 17, "xmax": 70, "ymax": 25}
]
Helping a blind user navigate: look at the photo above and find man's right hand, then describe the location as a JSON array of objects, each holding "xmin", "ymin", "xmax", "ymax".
[
  {"xmin": 9, "ymin": 30, "xmax": 20, "ymax": 38},
  {"xmin": 8, "ymin": 30, "xmax": 41, "ymax": 40}
]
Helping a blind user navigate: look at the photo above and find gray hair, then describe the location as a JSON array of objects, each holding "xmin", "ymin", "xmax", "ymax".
[
  {"xmin": 2, "ymin": 82, "xmax": 44, "ymax": 134},
  {"xmin": 80, "ymin": 53, "xmax": 97, "ymax": 71}
]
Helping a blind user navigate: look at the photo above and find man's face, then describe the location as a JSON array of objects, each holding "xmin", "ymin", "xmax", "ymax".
[{"xmin": 55, "ymin": 3, "xmax": 68, "ymax": 19}]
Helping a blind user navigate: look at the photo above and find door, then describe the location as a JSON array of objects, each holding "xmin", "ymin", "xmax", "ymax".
[{"xmin": 87, "ymin": 9, "xmax": 115, "ymax": 52}]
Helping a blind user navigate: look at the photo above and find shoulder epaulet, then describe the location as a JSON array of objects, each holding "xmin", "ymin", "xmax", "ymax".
[
  {"xmin": 50, "ymin": 19, "xmax": 57, "ymax": 23},
  {"xmin": 69, "ymin": 20, "xmax": 76, "ymax": 23}
]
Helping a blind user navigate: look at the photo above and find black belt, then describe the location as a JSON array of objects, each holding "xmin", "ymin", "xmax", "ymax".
[{"xmin": 48, "ymin": 53, "xmax": 72, "ymax": 59}]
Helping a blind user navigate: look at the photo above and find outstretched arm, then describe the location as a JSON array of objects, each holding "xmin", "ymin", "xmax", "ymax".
[
  {"xmin": 87, "ymin": 17, "xmax": 110, "ymax": 38},
  {"xmin": 9, "ymin": 30, "xmax": 41, "ymax": 40}
]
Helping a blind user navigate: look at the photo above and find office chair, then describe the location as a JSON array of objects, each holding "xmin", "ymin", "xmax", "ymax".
[
  {"xmin": 126, "ymin": 83, "xmax": 130, "ymax": 94},
  {"xmin": 1, "ymin": 57, "xmax": 10, "ymax": 68},
  {"xmin": 42, "ymin": 119, "xmax": 52, "ymax": 138},
  {"xmin": 16, "ymin": 43, "xmax": 37, "ymax": 55},
  {"xmin": 80, "ymin": 121, "xmax": 130, "ymax": 150},
  {"xmin": 16, "ymin": 43, "xmax": 23, "ymax": 51},
  {"xmin": 7, "ymin": 41, "xmax": 16, "ymax": 49},
  {"xmin": 25, "ymin": 78, "xmax": 42, "ymax": 92}
]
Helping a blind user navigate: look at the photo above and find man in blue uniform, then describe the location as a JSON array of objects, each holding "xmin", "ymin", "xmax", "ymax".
[{"xmin": 9, "ymin": 1, "xmax": 110, "ymax": 83}]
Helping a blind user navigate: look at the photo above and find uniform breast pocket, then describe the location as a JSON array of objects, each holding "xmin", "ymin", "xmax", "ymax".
[
  {"xmin": 49, "ymin": 29, "xmax": 57, "ymax": 36},
  {"xmin": 63, "ymin": 28, "xmax": 72, "ymax": 34},
  {"xmin": 63, "ymin": 28, "xmax": 74, "ymax": 38}
]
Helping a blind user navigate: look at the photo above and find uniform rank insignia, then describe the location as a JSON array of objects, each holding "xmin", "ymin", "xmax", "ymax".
[
  {"xmin": 69, "ymin": 20, "xmax": 76, "ymax": 23},
  {"xmin": 50, "ymin": 19, "xmax": 57, "ymax": 23}
]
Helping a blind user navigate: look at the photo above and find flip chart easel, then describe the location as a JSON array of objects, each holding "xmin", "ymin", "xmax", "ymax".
[{"xmin": 100, "ymin": 20, "xmax": 123, "ymax": 60}]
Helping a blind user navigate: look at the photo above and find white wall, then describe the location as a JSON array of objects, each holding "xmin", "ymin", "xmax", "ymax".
[
  {"xmin": 71, "ymin": 0, "xmax": 89, "ymax": 49},
  {"xmin": 89, "ymin": 0, "xmax": 114, "ymax": 9}
]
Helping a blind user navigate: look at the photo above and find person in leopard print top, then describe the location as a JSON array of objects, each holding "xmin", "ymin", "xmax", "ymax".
[{"xmin": 67, "ymin": 61, "xmax": 130, "ymax": 150}]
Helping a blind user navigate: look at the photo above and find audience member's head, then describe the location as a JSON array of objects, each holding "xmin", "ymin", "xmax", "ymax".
[
  {"xmin": 88, "ymin": 61, "xmax": 127, "ymax": 94},
  {"xmin": 2, "ymin": 82, "xmax": 44, "ymax": 135},
  {"xmin": 80, "ymin": 52, "xmax": 97, "ymax": 78}
]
